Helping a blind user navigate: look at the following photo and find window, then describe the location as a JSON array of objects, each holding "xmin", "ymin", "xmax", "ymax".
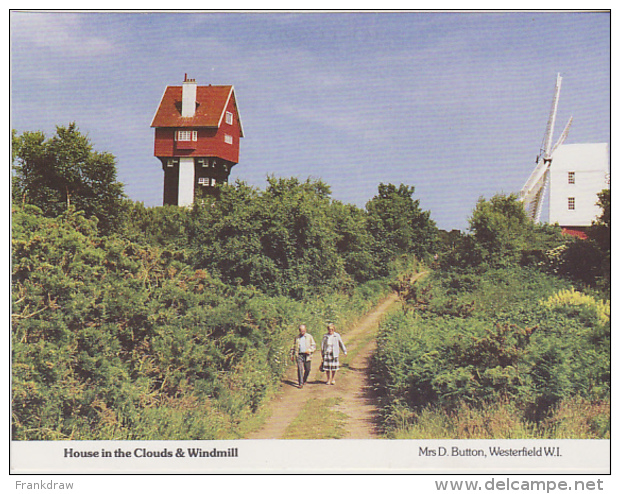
[
  {"xmin": 198, "ymin": 177, "xmax": 218, "ymax": 187},
  {"xmin": 568, "ymin": 171, "xmax": 575, "ymax": 184},
  {"xmin": 177, "ymin": 130, "xmax": 191, "ymax": 141},
  {"xmin": 568, "ymin": 197, "xmax": 575, "ymax": 210},
  {"xmin": 224, "ymin": 134, "xmax": 233, "ymax": 145},
  {"xmin": 176, "ymin": 130, "xmax": 197, "ymax": 141},
  {"xmin": 166, "ymin": 158, "xmax": 179, "ymax": 168},
  {"xmin": 226, "ymin": 111, "xmax": 234, "ymax": 125},
  {"xmin": 197, "ymin": 158, "xmax": 214, "ymax": 168}
]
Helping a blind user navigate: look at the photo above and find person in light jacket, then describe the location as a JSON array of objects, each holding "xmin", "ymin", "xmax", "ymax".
[
  {"xmin": 290, "ymin": 324, "xmax": 316, "ymax": 389},
  {"xmin": 321, "ymin": 323, "xmax": 347, "ymax": 385}
]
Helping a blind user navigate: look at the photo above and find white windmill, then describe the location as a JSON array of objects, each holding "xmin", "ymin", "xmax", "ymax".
[{"xmin": 519, "ymin": 73, "xmax": 573, "ymax": 223}]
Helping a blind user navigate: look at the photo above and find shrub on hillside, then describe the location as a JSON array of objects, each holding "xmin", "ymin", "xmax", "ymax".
[
  {"xmin": 372, "ymin": 266, "xmax": 610, "ymax": 437},
  {"xmin": 12, "ymin": 204, "xmax": 392, "ymax": 439}
]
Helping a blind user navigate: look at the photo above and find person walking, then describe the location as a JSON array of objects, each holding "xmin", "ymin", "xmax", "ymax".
[
  {"xmin": 290, "ymin": 324, "xmax": 316, "ymax": 389},
  {"xmin": 321, "ymin": 323, "xmax": 347, "ymax": 385}
]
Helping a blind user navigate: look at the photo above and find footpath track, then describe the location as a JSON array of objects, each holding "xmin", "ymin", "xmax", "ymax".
[{"xmin": 246, "ymin": 272, "xmax": 426, "ymax": 440}]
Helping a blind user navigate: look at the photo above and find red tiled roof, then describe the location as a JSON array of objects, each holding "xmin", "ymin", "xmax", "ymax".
[
  {"xmin": 561, "ymin": 227, "xmax": 589, "ymax": 240},
  {"xmin": 151, "ymin": 85, "xmax": 241, "ymax": 131}
]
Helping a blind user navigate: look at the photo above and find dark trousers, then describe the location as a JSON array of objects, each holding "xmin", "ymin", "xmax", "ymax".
[{"xmin": 296, "ymin": 354, "xmax": 311, "ymax": 385}]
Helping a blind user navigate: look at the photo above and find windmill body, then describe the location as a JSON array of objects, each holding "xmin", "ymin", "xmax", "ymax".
[
  {"xmin": 519, "ymin": 74, "xmax": 608, "ymax": 235},
  {"xmin": 549, "ymin": 143, "xmax": 609, "ymax": 234}
]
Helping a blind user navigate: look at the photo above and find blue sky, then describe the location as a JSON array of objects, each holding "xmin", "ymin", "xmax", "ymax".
[{"xmin": 10, "ymin": 11, "xmax": 610, "ymax": 231}]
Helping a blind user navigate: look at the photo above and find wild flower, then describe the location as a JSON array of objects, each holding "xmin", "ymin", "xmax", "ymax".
[{"xmin": 540, "ymin": 288, "xmax": 610, "ymax": 325}]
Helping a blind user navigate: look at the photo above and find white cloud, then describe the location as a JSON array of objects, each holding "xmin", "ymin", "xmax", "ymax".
[{"xmin": 11, "ymin": 12, "xmax": 115, "ymax": 58}]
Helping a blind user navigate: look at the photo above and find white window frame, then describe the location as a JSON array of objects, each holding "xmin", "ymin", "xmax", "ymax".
[
  {"xmin": 224, "ymin": 134, "xmax": 233, "ymax": 145},
  {"xmin": 226, "ymin": 111, "xmax": 234, "ymax": 125},
  {"xmin": 198, "ymin": 177, "xmax": 218, "ymax": 187},
  {"xmin": 176, "ymin": 130, "xmax": 198, "ymax": 142},
  {"xmin": 568, "ymin": 171, "xmax": 575, "ymax": 184},
  {"xmin": 568, "ymin": 197, "xmax": 575, "ymax": 210}
]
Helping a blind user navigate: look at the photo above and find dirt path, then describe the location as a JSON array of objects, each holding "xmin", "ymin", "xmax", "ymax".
[{"xmin": 246, "ymin": 272, "xmax": 425, "ymax": 440}]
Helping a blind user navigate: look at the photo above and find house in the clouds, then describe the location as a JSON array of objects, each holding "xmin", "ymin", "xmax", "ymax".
[{"xmin": 151, "ymin": 75, "xmax": 244, "ymax": 206}]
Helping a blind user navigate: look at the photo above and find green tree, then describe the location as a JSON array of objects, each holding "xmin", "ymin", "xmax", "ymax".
[
  {"xmin": 466, "ymin": 194, "xmax": 563, "ymax": 269},
  {"xmin": 188, "ymin": 180, "xmax": 270, "ymax": 290},
  {"xmin": 185, "ymin": 177, "xmax": 354, "ymax": 299},
  {"xmin": 331, "ymin": 200, "xmax": 378, "ymax": 283},
  {"xmin": 549, "ymin": 189, "xmax": 610, "ymax": 291},
  {"xmin": 12, "ymin": 123, "xmax": 126, "ymax": 233},
  {"xmin": 468, "ymin": 194, "xmax": 530, "ymax": 266},
  {"xmin": 593, "ymin": 188, "xmax": 611, "ymax": 231},
  {"xmin": 366, "ymin": 183, "xmax": 438, "ymax": 269},
  {"xmin": 588, "ymin": 188, "xmax": 610, "ymax": 289},
  {"xmin": 261, "ymin": 176, "xmax": 347, "ymax": 297}
]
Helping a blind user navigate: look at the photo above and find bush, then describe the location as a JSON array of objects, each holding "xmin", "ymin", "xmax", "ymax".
[
  {"xmin": 372, "ymin": 265, "xmax": 610, "ymax": 438},
  {"xmin": 12, "ymin": 204, "xmax": 393, "ymax": 440}
]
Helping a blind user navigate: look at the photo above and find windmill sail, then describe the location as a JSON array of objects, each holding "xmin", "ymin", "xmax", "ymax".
[
  {"xmin": 520, "ymin": 162, "xmax": 550, "ymax": 220},
  {"xmin": 519, "ymin": 74, "xmax": 572, "ymax": 223},
  {"xmin": 540, "ymin": 74, "xmax": 563, "ymax": 159}
]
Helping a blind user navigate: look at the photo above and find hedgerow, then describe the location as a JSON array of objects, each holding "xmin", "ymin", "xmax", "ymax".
[
  {"xmin": 372, "ymin": 267, "xmax": 610, "ymax": 438},
  {"xmin": 12, "ymin": 128, "xmax": 610, "ymax": 441},
  {"xmin": 11, "ymin": 204, "xmax": 391, "ymax": 440}
]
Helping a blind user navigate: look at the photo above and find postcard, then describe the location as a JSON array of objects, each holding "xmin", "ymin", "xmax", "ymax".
[{"xmin": 9, "ymin": 9, "xmax": 611, "ymax": 479}]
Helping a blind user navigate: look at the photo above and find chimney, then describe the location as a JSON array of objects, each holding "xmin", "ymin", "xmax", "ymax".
[{"xmin": 181, "ymin": 75, "xmax": 197, "ymax": 118}]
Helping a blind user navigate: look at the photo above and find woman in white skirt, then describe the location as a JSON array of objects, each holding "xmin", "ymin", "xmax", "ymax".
[{"xmin": 321, "ymin": 323, "xmax": 347, "ymax": 385}]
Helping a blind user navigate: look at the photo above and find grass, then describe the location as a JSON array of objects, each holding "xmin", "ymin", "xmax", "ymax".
[
  {"xmin": 282, "ymin": 397, "xmax": 348, "ymax": 439},
  {"xmin": 386, "ymin": 398, "xmax": 611, "ymax": 440}
]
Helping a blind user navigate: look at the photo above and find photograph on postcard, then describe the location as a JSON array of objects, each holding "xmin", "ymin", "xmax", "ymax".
[{"xmin": 10, "ymin": 10, "xmax": 610, "ymax": 474}]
